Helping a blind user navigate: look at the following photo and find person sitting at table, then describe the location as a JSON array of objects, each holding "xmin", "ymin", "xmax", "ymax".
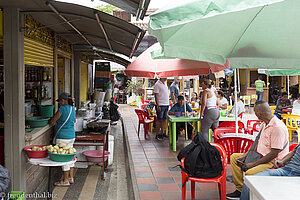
[
  {"xmin": 49, "ymin": 93, "xmax": 76, "ymax": 187},
  {"xmin": 228, "ymin": 93, "xmax": 245, "ymax": 116},
  {"xmin": 217, "ymin": 90, "xmax": 228, "ymax": 110},
  {"xmin": 169, "ymin": 95, "xmax": 194, "ymax": 140},
  {"xmin": 240, "ymin": 142, "xmax": 300, "ymax": 200},
  {"xmin": 292, "ymin": 93, "xmax": 300, "ymax": 116},
  {"xmin": 226, "ymin": 101, "xmax": 289, "ymax": 200},
  {"xmin": 274, "ymin": 92, "xmax": 292, "ymax": 120},
  {"xmin": 144, "ymin": 97, "xmax": 156, "ymax": 115}
]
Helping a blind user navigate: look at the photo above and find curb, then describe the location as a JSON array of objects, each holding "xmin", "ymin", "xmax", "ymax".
[{"xmin": 121, "ymin": 117, "xmax": 140, "ymax": 200}]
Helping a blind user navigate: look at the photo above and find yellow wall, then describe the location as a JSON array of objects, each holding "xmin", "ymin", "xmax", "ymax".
[
  {"xmin": 80, "ymin": 62, "xmax": 88, "ymax": 102},
  {"xmin": 239, "ymin": 69, "xmax": 247, "ymax": 85}
]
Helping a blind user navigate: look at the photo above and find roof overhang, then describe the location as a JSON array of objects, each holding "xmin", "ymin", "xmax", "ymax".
[
  {"xmin": 100, "ymin": 0, "xmax": 151, "ymax": 20},
  {"xmin": 0, "ymin": 0, "xmax": 145, "ymax": 59}
]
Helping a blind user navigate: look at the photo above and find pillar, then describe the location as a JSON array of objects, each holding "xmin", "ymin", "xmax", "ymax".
[
  {"xmin": 74, "ymin": 51, "xmax": 81, "ymax": 108},
  {"xmin": 3, "ymin": 8, "xmax": 26, "ymax": 191}
]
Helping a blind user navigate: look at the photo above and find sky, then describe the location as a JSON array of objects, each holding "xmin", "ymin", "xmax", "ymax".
[{"xmin": 56, "ymin": 0, "xmax": 170, "ymax": 9}]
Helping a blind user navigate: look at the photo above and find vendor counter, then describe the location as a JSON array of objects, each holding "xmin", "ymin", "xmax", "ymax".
[
  {"xmin": 242, "ymin": 87, "xmax": 268, "ymax": 102},
  {"xmin": 25, "ymin": 124, "xmax": 56, "ymax": 195}
]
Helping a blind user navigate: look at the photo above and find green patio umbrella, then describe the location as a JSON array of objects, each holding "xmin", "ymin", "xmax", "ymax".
[
  {"xmin": 258, "ymin": 69, "xmax": 300, "ymax": 96},
  {"xmin": 149, "ymin": 0, "xmax": 300, "ymax": 69}
]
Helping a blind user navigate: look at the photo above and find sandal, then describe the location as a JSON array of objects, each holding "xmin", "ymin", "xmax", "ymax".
[
  {"xmin": 69, "ymin": 178, "xmax": 74, "ymax": 184},
  {"xmin": 54, "ymin": 180, "xmax": 70, "ymax": 187}
]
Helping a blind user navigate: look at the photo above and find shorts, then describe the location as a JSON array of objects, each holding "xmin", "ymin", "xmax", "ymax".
[{"xmin": 157, "ymin": 106, "xmax": 169, "ymax": 121}]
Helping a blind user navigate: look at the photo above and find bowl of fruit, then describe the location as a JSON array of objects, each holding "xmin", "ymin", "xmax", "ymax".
[
  {"xmin": 47, "ymin": 143, "xmax": 77, "ymax": 162},
  {"xmin": 24, "ymin": 145, "xmax": 48, "ymax": 158}
]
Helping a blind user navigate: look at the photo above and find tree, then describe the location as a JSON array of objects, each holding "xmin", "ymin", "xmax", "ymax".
[{"xmin": 95, "ymin": 4, "xmax": 118, "ymax": 15}]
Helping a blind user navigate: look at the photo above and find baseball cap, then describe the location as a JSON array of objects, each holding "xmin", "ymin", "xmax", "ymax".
[{"xmin": 56, "ymin": 92, "xmax": 70, "ymax": 102}]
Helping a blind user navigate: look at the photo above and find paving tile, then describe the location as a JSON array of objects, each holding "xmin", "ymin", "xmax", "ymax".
[
  {"xmin": 149, "ymin": 162, "xmax": 167, "ymax": 167},
  {"xmin": 178, "ymin": 183, "xmax": 201, "ymax": 191},
  {"xmin": 153, "ymin": 171, "xmax": 171, "ymax": 178},
  {"xmin": 156, "ymin": 177, "xmax": 175, "ymax": 184},
  {"xmin": 134, "ymin": 166, "xmax": 152, "ymax": 172},
  {"xmin": 139, "ymin": 191, "xmax": 162, "ymax": 200},
  {"xmin": 168, "ymin": 166, "xmax": 181, "ymax": 171},
  {"xmin": 133, "ymin": 161, "xmax": 149, "ymax": 167},
  {"xmin": 197, "ymin": 183, "xmax": 218, "ymax": 191},
  {"xmin": 148, "ymin": 158, "xmax": 178, "ymax": 163},
  {"xmin": 185, "ymin": 190, "xmax": 208, "ymax": 200},
  {"xmin": 173, "ymin": 177, "xmax": 182, "ymax": 184},
  {"xmin": 151, "ymin": 167, "xmax": 170, "ymax": 172},
  {"xmin": 138, "ymin": 184, "xmax": 159, "ymax": 191},
  {"xmin": 160, "ymin": 191, "xmax": 181, "ymax": 200},
  {"xmin": 170, "ymin": 171, "xmax": 181, "ymax": 178},
  {"xmin": 135, "ymin": 172, "xmax": 154, "ymax": 178},
  {"xmin": 158, "ymin": 184, "xmax": 180, "ymax": 191},
  {"xmin": 202, "ymin": 190, "xmax": 219, "ymax": 199},
  {"xmin": 146, "ymin": 154, "xmax": 163, "ymax": 159},
  {"xmin": 136, "ymin": 177, "xmax": 156, "ymax": 184}
]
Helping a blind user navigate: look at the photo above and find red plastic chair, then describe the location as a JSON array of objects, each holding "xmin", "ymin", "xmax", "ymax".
[
  {"xmin": 215, "ymin": 137, "xmax": 254, "ymax": 164},
  {"xmin": 214, "ymin": 127, "xmax": 242, "ymax": 140},
  {"xmin": 238, "ymin": 112, "xmax": 244, "ymax": 119},
  {"xmin": 134, "ymin": 109, "xmax": 154, "ymax": 139},
  {"xmin": 289, "ymin": 143, "xmax": 298, "ymax": 152},
  {"xmin": 246, "ymin": 120, "xmax": 263, "ymax": 128},
  {"xmin": 181, "ymin": 143, "xmax": 227, "ymax": 200},
  {"xmin": 218, "ymin": 121, "xmax": 248, "ymax": 133},
  {"xmin": 140, "ymin": 104, "xmax": 147, "ymax": 110},
  {"xmin": 245, "ymin": 120, "xmax": 263, "ymax": 135}
]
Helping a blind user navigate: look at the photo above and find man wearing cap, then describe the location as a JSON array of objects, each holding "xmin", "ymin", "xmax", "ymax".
[{"xmin": 49, "ymin": 93, "xmax": 76, "ymax": 186}]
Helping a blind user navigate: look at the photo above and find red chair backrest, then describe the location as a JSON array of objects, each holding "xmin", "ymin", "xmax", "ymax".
[
  {"xmin": 181, "ymin": 142, "xmax": 227, "ymax": 175},
  {"xmin": 218, "ymin": 121, "xmax": 246, "ymax": 131},
  {"xmin": 135, "ymin": 109, "xmax": 146, "ymax": 123},
  {"xmin": 141, "ymin": 104, "xmax": 147, "ymax": 110},
  {"xmin": 289, "ymin": 143, "xmax": 298, "ymax": 152},
  {"xmin": 140, "ymin": 97, "xmax": 145, "ymax": 104},
  {"xmin": 247, "ymin": 120, "xmax": 263, "ymax": 128},
  {"xmin": 214, "ymin": 127, "xmax": 242, "ymax": 139},
  {"xmin": 238, "ymin": 112, "xmax": 244, "ymax": 119},
  {"xmin": 252, "ymin": 122, "xmax": 263, "ymax": 132},
  {"xmin": 215, "ymin": 137, "xmax": 254, "ymax": 163}
]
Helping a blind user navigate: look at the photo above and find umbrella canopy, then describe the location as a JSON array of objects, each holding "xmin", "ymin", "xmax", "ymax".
[
  {"xmin": 125, "ymin": 43, "xmax": 229, "ymax": 78},
  {"xmin": 258, "ymin": 69, "xmax": 300, "ymax": 76},
  {"xmin": 149, "ymin": 0, "xmax": 300, "ymax": 69}
]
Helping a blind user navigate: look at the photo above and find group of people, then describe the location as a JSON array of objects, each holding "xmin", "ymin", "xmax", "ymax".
[{"xmin": 151, "ymin": 77, "xmax": 238, "ymax": 141}]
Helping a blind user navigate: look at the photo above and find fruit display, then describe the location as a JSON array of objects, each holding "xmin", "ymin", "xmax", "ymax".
[
  {"xmin": 47, "ymin": 143, "xmax": 77, "ymax": 155},
  {"xmin": 24, "ymin": 145, "xmax": 48, "ymax": 158},
  {"xmin": 130, "ymin": 101, "xmax": 137, "ymax": 106}
]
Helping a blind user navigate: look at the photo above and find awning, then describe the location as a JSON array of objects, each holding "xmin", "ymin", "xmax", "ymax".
[
  {"xmin": 101, "ymin": 0, "xmax": 151, "ymax": 20},
  {"xmin": 0, "ymin": 0, "xmax": 145, "ymax": 58}
]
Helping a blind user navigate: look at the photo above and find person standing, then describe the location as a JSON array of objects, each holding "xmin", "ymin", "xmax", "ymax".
[
  {"xmin": 154, "ymin": 78, "xmax": 169, "ymax": 140},
  {"xmin": 200, "ymin": 79, "xmax": 220, "ymax": 141},
  {"xmin": 170, "ymin": 77, "xmax": 180, "ymax": 104},
  {"xmin": 255, "ymin": 76, "xmax": 266, "ymax": 101},
  {"xmin": 49, "ymin": 93, "xmax": 76, "ymax": 186}
]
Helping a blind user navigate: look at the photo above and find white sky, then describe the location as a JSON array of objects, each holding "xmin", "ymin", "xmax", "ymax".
[{"xmin": 56, "ymin": 0, "xmax": 169, "ymax": 9}]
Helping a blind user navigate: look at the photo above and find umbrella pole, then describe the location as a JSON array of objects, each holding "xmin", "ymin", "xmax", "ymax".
[
  {"xmin": 234, "ymin": 69, "xmax": 238, "ymax": 135},
  {"xmin": 287, "ymin": 75, "xmax": 290, "ymax": 97},
  {"xmin": 237, "ymin": 69, "xmax": 240, "ymax": 93}
]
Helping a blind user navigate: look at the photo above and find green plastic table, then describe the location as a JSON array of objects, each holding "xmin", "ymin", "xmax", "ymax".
[
  {"xmin": 168, "ymin": 115, "xmax": 200, "ymax": 152},
  {"xmin": 219, "ymin": 116, "xmax": 241, "ymax": 122}
]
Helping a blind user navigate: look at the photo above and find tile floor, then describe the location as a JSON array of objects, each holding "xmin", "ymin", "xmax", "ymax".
[{"xmin": 120, "ymin": 105, "xmax": 237, "ymax": 200}]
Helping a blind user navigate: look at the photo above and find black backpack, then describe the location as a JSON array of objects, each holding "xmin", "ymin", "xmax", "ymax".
[
  {"xmin": 109, "ymin": 101, "xmax": 121, "ymax": 121},
  {"xmin": 177, "ymin": 133, "xmax": 223, "ymax": 187}
]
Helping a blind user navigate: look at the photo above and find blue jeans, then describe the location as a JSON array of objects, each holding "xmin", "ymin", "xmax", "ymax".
[
  {"xmin": 240, "ymin": 167, "xmax": 300, "ymax": 200},
  {"xmin": 256, "ymin": 91, "xmax": 264, "ymax": 101}
]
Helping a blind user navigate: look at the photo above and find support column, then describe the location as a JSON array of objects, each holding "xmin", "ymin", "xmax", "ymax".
[
  {"xmin": 74, "ymin": 51, "xmax": 81, "ymax": 108},
  {"xmin": 54, "ymin": 34, "xmax": 58, "ymax": 111},
  {"xmin": 71, "ymin": 46, "xmax": 75, "ymax": 98},
  {"xmin": 3, "ymin": 8, "xmax": 26, "ymax": 191}
]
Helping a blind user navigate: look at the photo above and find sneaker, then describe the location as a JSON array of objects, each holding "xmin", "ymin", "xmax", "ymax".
[
  {"xmin": 162, "ymin": 134, "xmax": 168, "ymax": 139},
  {"xmin": 226, "ymin": 190, "xmax": 241, "ymax": 200},
  {"xmin": 155, "ymin": 135, "xmax": 163, "ymax": 141}
]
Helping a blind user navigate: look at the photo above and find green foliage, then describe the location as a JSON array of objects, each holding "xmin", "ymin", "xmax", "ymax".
[
  {"xmin": 126, "ymin": 80, "xmax": 143, "ymax": 96},
  {"xmin": 95, "ymin": 4, "xmax": 118, "ymax": 15}
]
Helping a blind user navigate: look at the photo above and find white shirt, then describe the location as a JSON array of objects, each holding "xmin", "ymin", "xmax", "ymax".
[
  {"xmin": 292, "ymin": 100, "xmax": 300, "ymax": 116},
  {"xmin": 230, "ymin": 100, "xmax": 245, "ymax": 116},
  {"xmin": 219, "ymin": 97, "xmax": 228, "ymax": 110},
  {"xmin": 205, "ymin": 88, "xmax": 217, "ymax": 109},
  {"xmin": 154, "ymin": 80, "xmax": 169, "ymax": 106}
]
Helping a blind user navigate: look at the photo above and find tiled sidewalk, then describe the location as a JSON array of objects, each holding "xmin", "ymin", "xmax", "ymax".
[{"xmin": 120, "ymin": 105, "xmax": 236, "ymax": 200}]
